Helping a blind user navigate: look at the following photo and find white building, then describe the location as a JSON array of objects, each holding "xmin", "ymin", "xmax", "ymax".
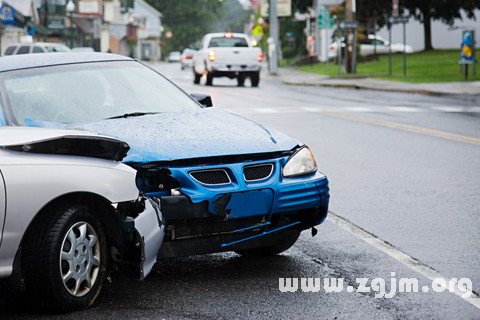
[
  {"xmin": 102, "ymin": 0, "xmax": 162, "ymax": 60},
  {"xmin": 0, "ymin": 0, "xmax": 40, "ymax": 53},
  {"xmin": 133, "ymin": 0, "xmax": 162, "ymax": 60}
]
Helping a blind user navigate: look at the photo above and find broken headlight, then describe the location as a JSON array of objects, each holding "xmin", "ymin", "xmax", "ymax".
[
  {"xmin": 282, "ymin": 147, "xmax": 317, "ymax": 178},
  {"xmin": 136, "ymin": 168, "xmax": 180, "ymax": 193}
]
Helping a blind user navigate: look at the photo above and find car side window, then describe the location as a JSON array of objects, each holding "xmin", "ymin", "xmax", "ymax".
[
  {"xmin": 16, "ymin": 46, "xmax": 31, "ymax": 54},
  {"xmin": 4, "ymin": 46, "xmax": 16, "ymax": 55},
  {"xmin": 32, "ymin": 46, "xmax": 44, "ymax": 53}
]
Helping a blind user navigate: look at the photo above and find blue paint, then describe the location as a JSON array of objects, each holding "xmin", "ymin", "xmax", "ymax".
[
  {"xmin": 0, "ymin": 106, "xmax": 5, "ymax": 126},
  {"xmin": 220, "ymin": 221, "xmax": 301, "ymax": 247},
  {"xmin": 230, "ymin": 221, "xmax": 271, "ymax": 233},
  {"xmin": 165, "ymin": 158, "xmax": 329, "ymax": 221},
  {"xmin": 69, "ymin": 109, "xmax": 300, "ymax": 162}
]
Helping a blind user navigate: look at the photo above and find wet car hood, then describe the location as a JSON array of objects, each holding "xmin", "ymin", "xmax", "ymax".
[{"xmin": 70, "ymin": 108, "xmax": 300, "ymax": 163}]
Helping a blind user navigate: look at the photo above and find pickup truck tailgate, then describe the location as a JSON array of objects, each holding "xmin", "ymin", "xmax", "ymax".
[{"xmin": 210, "ymin": 47, "xmax": 261, "ymax": 65}]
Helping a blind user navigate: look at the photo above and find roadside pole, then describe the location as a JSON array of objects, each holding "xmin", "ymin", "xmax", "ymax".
[
  {"xmin": 403, "ymin": 19, "xmax": 407, "ymax": 76},
  {"xmin": 269, "ymin": 0, "xmax": 279, "ymax": 75},
  {"xmin": 388, "ymin": 22, "xmax": 392, "ymax": 76},
  {"xmin": 344, "ymin": 0, "xmax": 354, "ymax": 73}
]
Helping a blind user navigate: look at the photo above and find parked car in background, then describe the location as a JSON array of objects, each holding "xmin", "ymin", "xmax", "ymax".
[
  {"xmin": 0, "ymin": 127, "xmax": 165, "ymax": 311},
  {"xmin": 3, "ymin": 42, "xmax": 70, "ymax": 56},
  {"xmin": 193, "ymin": 32, "xmax": 263, "ymax": 87},
  {"xmin": 71, "ymin": 47, "xmax": 95, "ymax": 52},
  {"xmin": 167, "ymin": 51, "xmax": 181, "ymax": 62},
  {"xmin": 0, "ymin": 53, "xmax": 329, "ymax": 261},
  {"xmin": 329, "ymin": 34, "xmax": 414, "ymax": 58},
  {"xmin": 180, "ymin": 48, "xmax": 196, "ymax": 70}
]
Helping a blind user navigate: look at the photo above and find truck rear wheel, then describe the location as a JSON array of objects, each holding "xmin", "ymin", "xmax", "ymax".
[
  {"xmin": 193, "ymin": 71, "xmax": 201, "ymax": 84},
  {"xmin": 237, "ymin": 74, "xmax": 245, "ymax": 87},
  {"xmin": 251, "ymin": 72, "xmax": 260, "ymax": 87},
  {"xmin": 206, "ymin": 72, "xmax": 214, "ymax": 86}
]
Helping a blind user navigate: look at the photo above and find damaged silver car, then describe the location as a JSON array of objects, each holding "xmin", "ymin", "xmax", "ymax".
[{"xmin": 0, "ymin": 127, "xmax": 165, "ymax": 311}]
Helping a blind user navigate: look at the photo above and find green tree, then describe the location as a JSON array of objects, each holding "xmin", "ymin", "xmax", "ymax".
[
  {"xmin": 292, "ymin": 0, "xmax": 313, "ymax": 12},
  {"xmin": 146, "ymin": 0, "xmax": 224, "ymax": 51},
  {"xmin": 356, "ymin": 0, "xmax": 391, "ymax": 28},
  {"xmin": 403, "ymin": 0, "xmax": 479, "ymax": 50},
  {"xmin": 213, "ymin": 0, "xmax": 251, "ymax": 32}
]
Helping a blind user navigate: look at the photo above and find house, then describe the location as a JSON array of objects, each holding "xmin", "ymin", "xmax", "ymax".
[
  {"xmin": 0, "ymin": 0, "xmax": 41, "ymax": 53},
  {"xmin": 102, "ymin": 0, "xmax": 162, "ymax": 61}
]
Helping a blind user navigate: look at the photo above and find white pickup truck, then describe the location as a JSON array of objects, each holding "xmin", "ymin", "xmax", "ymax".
[{"xmin": 193, "ymin": 32, "xmax": 263, "ymax": 87}]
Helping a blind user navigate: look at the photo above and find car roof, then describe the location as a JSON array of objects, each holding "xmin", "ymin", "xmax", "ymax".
[
  {"xmin": 6, "ymin": 42, "xmax": 68, "ymax": 47},
  {"xmin": 206, "ymin": 32, "xmax": 247, "ymax": 38},
  {"xmin": 0, "ymin": 52, "xmax": 133, "ymax": 73}
]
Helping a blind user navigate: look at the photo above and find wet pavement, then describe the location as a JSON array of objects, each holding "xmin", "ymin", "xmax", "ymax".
[{"xmin": 2, "ymin": 62, "xmax": 479, "ymax": 319}]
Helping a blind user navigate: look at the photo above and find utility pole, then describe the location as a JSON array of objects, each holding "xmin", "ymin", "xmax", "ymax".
[
  {"xmin": 269, "ymin": 0, "xmax": 279, "ymax": 75},
  {"xmin": 344, "ymin": 0, "xmax": 356, "ymax": 73}
]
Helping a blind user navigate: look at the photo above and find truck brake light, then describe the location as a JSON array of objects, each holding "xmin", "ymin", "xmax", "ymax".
[
  {"xmin": 208, "ymin": 50, "xmax": 216, "ymax": 61},
  {"xmin": 257, "ymin": 51, "xmax": 263, "ymax": 62}
]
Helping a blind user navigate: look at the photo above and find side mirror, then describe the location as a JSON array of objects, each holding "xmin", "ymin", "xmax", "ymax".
[{"xmin": 191, "ymin": 93, "xmax": 213, "ymax": 108}]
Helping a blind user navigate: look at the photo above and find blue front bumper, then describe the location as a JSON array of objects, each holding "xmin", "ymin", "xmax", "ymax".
[{"xmin": 154, "ymin": 155, "xmax": 329, "ymax": 225}]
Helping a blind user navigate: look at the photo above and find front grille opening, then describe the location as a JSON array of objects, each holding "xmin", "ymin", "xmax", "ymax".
[
  {"xmin": 244, "ymin": 163, "xmax": 274, "ymax": 182},
  {"xmin": 190, "ymin": 169, "xmax": 231, "ymax": 185}
]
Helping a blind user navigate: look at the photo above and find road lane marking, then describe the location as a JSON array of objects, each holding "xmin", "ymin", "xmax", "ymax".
[
  {"xmin": 345, "ymin": 107, "xmax": 374, "ymax": 112},
  {"xmin": 386, "ymin": 106, "xmax": 423, "ymax": 112},
  {"xmin": 326, "ymin": 211, "xmax": 480, "ymax": 309},
  {"xmin": 253, "ymin": 107, "xmax": 279, "ymax": 114},
  {"xmin": 323, "ymin": 112, "xmax": 480, "ymax": 146},
  {"xmin": 222, "ymin": 106, "xmax": 480, "ymax": 115}
]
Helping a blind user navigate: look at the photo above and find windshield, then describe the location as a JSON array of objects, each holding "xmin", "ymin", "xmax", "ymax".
[
  {"xmin": 1, "ymin": 61, "xmax": 200, "ymax": 125},
  {"xmin": 208, "ymin": 37, "xmax": 249, "ymax": 48}
]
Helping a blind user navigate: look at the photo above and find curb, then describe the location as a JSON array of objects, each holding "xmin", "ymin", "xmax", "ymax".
[{"xmin": 280, "ymin": 79, "xmax": 454, "ymax": 97}]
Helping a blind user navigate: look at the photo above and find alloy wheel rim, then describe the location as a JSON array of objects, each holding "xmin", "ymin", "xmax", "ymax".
[{"xmin": 59, "ymin": 221, "xmax": 100, "ymax": 297}]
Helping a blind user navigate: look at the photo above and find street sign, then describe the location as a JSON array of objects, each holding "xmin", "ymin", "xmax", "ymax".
[
  {"xmin": 338, "ymin": 20, "xmax": 359, "ymax": 29},
  {"xmin": 260, "ymin": 0, "xmax": 292, "ymax": 17},
  {"xmin": 318, "ymin": 6, "xmax": 335, "ymax": 29},
  {"xmin": 460, "ymin": 31, "xmax": 474, "ymax": 64},
  {"xmin": 0, "ymin": 4, "xmax": 15, "ymax": 26},
  {"xmin": 390, "ymin": 16, "xmax": 409, "ymax": 24}
]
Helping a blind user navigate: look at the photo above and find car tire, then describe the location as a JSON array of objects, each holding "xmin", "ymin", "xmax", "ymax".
[
  {"xmin": 206, "ymin": 72, "xmax": 214, "ymax": 86},
  {"xmin": 237, "ymin": 74, "xmax": 245, "ymax": 87},
  {"xmin": 251, "ymin": 72, "xmax": 260, "ymax": 87},
  {"xmin": 234, "ymin": 229, "xmax": 300, "ymax": 257},
  {"xmin": 193, "ymin": 71, "xmax": 201, "ymax": 84},
  {"xmin": 22, "ymin": 204, "xmax": 108, "ymax": 312}
]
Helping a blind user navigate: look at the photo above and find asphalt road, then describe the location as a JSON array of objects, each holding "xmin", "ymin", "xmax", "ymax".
[{"xmin": 3, "ymin": 62, "xmax": 480, "ymax": 319}]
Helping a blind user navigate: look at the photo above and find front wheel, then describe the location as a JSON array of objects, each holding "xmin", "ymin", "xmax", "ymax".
[
  {"xmin": 234, "ymin": 229, "xmax": 300, "ymax": 257},
  {"xmin": 22, "ymin": 204, "xmax": 108, "ymax": 312}
]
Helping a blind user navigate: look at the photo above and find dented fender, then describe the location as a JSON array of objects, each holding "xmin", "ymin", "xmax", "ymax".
[{"xmin": 126, "ymin": 199, "xmax": 165, "ymax": 280}]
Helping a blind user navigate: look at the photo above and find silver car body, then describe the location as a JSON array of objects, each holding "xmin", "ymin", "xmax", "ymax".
[{"xmin": 0, "ymin": 127, "xmax": 164, "ymax": 279}]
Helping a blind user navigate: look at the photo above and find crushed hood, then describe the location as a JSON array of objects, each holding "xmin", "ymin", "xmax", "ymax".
[
  {"xmin": 70, "ymin": 109, "xmax": 300, "ymax": 163},
  {"xmin": 0, "ymin": 127, "xmax": 129, "ymax": 161}
]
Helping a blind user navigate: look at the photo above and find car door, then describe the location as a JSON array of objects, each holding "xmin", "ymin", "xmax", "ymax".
[{"xmin": 0, "ymin": 170, "xmax": 5, "ymax": 246}]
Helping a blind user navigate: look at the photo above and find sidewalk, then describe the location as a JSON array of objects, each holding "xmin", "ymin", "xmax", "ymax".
[{"xmin": 278, "ymin": 68, "xmax": 480, "ymax": 96}]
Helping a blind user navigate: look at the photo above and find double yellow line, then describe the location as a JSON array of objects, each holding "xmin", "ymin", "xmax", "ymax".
[{"xmin": 324, "ymin": 112, "xmax": 480, "ymax": 146}]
